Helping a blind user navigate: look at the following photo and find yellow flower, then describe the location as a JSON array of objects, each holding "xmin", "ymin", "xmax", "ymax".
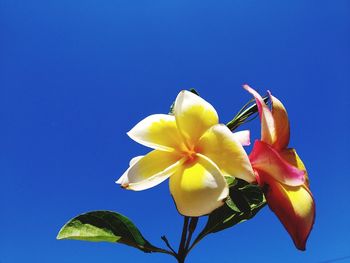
[{"xmin": 116, "ymin": 91, "xmax": 254, "ymax": 217}]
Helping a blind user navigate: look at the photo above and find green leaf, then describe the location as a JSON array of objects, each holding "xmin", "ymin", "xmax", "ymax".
[
  {"xmin": 190, "ymin": 180, "xmax": 266, "ymax": 250},
  {"xmin": 207, "ymin": 183, "xmax": 266, "ymax": 234},
  {"xmin": 224, "ymin": 176, "xmax": 236, "ymax": 187},
  {"xmin": 224, "ymin": 176, "xmax": 250, "ymax": 213},
  {"xmin": 57, "ymin": 211, "xmax": 170, "ymax": 254}
]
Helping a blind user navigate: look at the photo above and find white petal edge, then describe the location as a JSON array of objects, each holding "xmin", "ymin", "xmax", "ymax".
[
  {"xmin": 119, "ymin": 151, "xmax": 185, "ymax": 191},
  {"xmin": 232, "ymin": 130, "xmax": 251, "ymax": 146},
  {"xmin": 115, "ymin": 156, "xmax": 143, "ymax": 184}
]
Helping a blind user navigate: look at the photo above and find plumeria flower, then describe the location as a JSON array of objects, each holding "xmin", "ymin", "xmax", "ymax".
[
  {"xmin": 117, "ymin": 91, "xmax": 255, "ymax": 217},
  {"xmin": 244, "ymin": 85, "xmax": 315, "ymax": 250}
]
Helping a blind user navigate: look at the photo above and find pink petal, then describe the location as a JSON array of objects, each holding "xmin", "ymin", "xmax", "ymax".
[
  {"xmin": 243, "ymin": 85, "xmax": 276, "ymax": 145},
  {"xmin": 249, "ymin": 140, "xmax": 305, "ymax": 187},
  {"xmin": 269, "ymin": 92, "xmax": 290, "ymax": 150}
]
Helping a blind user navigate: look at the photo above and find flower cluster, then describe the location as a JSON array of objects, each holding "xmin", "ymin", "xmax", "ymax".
[{"xmin": 117, "ymin": 86, "xmax": 315, "ymax": 250}]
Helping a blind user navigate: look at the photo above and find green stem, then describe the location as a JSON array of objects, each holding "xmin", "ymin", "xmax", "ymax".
[{"xmin": 226, "ymin": 95, "xmax": 269, "ymax": 131}]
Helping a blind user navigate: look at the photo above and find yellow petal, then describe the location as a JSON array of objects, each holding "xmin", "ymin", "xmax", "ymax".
[
  {"xmin": 270, "ymin": 94, "xmax": 290, "ymax": 150},
  {"xmin": 127, "ymin": 114, "xmax": 186, "ymax": 152},
  {"xmin": 118, "ymin": 150, "xmax": 183, "ymax": 191},
  {"xmin": 280, "ymin": 148, "xmax": 309, "ymax": 187},
  {"xmin": 174, "ymin": 90, "xmax": 219, "ymax": 147},
  {"xmin": 263, "ymin": 173, "xmax": 315, "ymax": 250},
  {"xmin": 257, "ymin": 146, "xmax": 315, "ymax": 250},
  {"xmin": 197, "ymin": 124, "xmax": 255, "ymax": 183},
  {"xmin": 169, "ymin": 154, "xmax": 228, "ymax": 216}
]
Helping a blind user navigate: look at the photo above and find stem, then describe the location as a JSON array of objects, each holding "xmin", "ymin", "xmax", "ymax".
[
  {"xmin": 226, "ymin": 95, "xmax": 269, "ymax": 131},
  {"xmin": 161, "ymin": 216, "xmax": 199, "ymax": 262},
  {"xmin": 187, "ymin": 234, "xmax": 204, "ymax": 255},
  {"xmin": 177, "ymin": 216, "xmax": 189, "ymax": 262},
  {"xmin": 184, "ymin": 217, "xmax": 198, "ymax": 253},
  {"xmin": 161, "ymin": 235, "xmax": 177, "ymax": 255}
]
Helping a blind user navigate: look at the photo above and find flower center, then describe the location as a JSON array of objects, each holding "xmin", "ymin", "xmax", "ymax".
[
  {"xmin": 177, "ymin": 145, "xmax": 198, "ymax": 165},
  {"xmin": 185, "ymin": 149, "xmax": 197, "ymax": 161}
]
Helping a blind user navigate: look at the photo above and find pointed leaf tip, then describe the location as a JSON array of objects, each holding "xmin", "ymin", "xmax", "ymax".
[{"xmin": 57, "ymin": 210, "xmax": 167, "ymax": 253}]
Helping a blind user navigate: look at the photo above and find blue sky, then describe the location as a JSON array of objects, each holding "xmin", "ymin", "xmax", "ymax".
[{"xmin": 1, "ymin": 0, "xmax": 349, "ymax": 262}]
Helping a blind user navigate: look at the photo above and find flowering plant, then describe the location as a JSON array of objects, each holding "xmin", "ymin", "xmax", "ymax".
[{"xmin": 57, "ymin": 86, "xmax": 315, "ymax": 262}]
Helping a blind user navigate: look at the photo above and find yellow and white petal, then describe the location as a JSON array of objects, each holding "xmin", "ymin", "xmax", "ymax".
[
  {"xmin": 169, "ymin": 154, "xmax": 228, "ymax": 217},
  {"xmin": 119, "ymin": 150, "xmax": 183, "ymax": 191},
  {"xmin": 243, "ymin": 85, "xmax": 276, "ymax": 145},
  {"xmin": 197, "ymin": 124, "xmax": 255, "ymax": 183},
  {"xmin": 116, "ymin": 174, "xmax": 126, "ymax": 185},
  {"xmin": 174, "ymin": 90, "xmax": 219, "ymax": 147},
  {"xmin": 115, "ymin": 156, "xmax": 144, "ymax": 184},
  {"xmin": 232, "ymin": 130, "xmax": 251, "ymax": 146},
  {"xmin": 127, "ymin": 114, "xmax": 186, "ymax": 152},
  {"xmin": 129, "ymin": 156, "xmax": 144, "ymax": 166}
]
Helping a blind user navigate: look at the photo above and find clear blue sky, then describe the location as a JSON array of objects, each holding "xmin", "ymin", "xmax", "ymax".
[{"xmin": 1, "ymin": 1, "xmax": 349, "ymax": 262}]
